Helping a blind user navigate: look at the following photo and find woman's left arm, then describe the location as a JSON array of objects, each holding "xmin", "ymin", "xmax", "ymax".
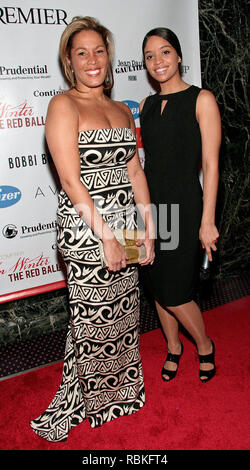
[
  {"xmin": 121, "ymin": 105, "xmax": 155, "ymax": 265},
  {"xmin": 196, "ymin": 89, "xmax": 222, "ymax": 261}
]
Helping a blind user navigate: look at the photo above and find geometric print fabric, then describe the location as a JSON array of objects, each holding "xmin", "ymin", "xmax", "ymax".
[{"xmin": 30, "ymin": 128, "xmax": 145, "ymax": 441}]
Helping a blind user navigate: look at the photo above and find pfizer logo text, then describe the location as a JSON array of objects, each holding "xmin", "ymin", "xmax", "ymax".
[
  {"xmin": 0, "ymin": 185, "xmax": 22, "ymax": 208},
  {"xmin": 122, "ymin": 100, "xmax": 139, "ymax": 120}
]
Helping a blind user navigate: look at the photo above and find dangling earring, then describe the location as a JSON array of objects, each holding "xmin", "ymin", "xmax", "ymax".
[
  {"xmin": 104, "ymin": 69, "xmax": 111, "ymax": 90},
  {"xmin": 71, "ymin": 68, "xmax": 75, "ymax": 86},
  {"xmin": 105, "ymin": 74, "xmax": 110, "ymax": 85}
]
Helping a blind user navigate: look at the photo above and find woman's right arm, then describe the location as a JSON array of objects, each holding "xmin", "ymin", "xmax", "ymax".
[{"xmin": 45, "ymin": 94, "xmax": 127, "ymax": 271}]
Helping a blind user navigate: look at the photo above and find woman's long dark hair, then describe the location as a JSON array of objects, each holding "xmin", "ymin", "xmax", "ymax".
[{"xmin": 142, "ymin": 27, "xmax": 183, "ymax": 74}]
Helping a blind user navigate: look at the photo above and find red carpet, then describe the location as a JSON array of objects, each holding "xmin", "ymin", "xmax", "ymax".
[{"xmin": 0, "ymin": 297, "xmax": 249, "ymax": 450}]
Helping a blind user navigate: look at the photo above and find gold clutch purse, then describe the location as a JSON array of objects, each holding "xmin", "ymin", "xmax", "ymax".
[{"xmin": 98, "ymin": 229, "xmax": 146, "ymax": 268}]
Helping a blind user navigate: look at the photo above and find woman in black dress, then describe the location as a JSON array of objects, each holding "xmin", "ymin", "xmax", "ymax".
[{"xmin": 140, "ymin": 28, "xmax": 221, "ymax": 382}]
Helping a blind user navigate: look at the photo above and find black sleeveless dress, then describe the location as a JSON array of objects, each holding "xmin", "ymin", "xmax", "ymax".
[{"xmin": 140, "ymin": 85, "xmax": 203, "ymax": 307}]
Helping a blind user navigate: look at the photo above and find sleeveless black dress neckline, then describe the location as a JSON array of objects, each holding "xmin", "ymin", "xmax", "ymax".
[{"xmin": 157, "ymin": 85, "xmax": 194, "ymax": 99}]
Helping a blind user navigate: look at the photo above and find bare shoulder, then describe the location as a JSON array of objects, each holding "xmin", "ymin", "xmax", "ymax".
[
  {"xmin": 197, "ymin": 89, "xmax": 218, "ymax": 107},
  {"xmin": 113, "ymin": 100, "xmax": 138, "ymax": 135},
  {"xmin": 46, "ymin": 92, "xmax": 79, "ymax": 130},
  {"xmin": 114, "ymin": 100, "xmax": 135, "ymax": 126},
  {"xmin": 115, "ymin": 100, "xmax": 131, "ymax": 116},
  {"xmin": 45, "ymin": 91, "xmax": 79, "ymax": 140},
  {"xmin": 47, "ymin": 91, "xmax": 76, "ymax": 114},
  {"xmin": 196, "ymin": 88, "xmax": 220, "ymax": 120}
]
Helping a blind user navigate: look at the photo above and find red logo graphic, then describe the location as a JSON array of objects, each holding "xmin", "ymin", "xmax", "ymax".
[{"xmin": 0, "ymin": 100, "xmax": 45, "ymax": 129}]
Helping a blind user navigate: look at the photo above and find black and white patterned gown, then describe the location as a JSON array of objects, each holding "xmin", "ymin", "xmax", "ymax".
[{"xmin": 30, "ymin": 128, "xmax": 145, "ymax": 442}]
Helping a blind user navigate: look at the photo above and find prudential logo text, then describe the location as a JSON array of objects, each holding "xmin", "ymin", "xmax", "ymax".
[{"xmin": 0, "ymin": 185, "xmax": 22, "ymax": 208}]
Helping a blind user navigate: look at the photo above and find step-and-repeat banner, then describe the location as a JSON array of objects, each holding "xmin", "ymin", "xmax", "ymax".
[{"xmin": 0, "ymin": 0, "xmax": 201, "ymax": 302}]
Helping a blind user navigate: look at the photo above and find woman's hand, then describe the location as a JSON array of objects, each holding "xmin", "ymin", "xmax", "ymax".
[
  {"xmin": 136, "ymin": 232, "xmax": 155, "ymax": 266},
  {"xmin": 199, "ymin": 222, "xmax": 219, "ymax": 262},
  {"xmin": 103, "ymin": 237, "xmax": 127, "ymax": 272}
]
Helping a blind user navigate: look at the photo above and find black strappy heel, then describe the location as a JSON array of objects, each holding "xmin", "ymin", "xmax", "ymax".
[
  {"xmin": 198, "ymin": 339, "xmax": 216, "ymax": 383},
  {"xmin": 161, "ymin": 342, "xmax": 183, "ymax": 382}
]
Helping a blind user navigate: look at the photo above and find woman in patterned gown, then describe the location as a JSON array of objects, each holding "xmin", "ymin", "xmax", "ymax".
[{"xmin": 30, "ymin": 16, "xmax": 154, "ymax": 442}]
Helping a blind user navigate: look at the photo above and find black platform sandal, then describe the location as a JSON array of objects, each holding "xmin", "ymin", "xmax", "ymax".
[
  {"xmin": 161, "ymin": 342, "xmax": 183, "ymax": 382},
  {"xmin": 198, "ymin": 339, "xmax": 216, "ymax": 383}
]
